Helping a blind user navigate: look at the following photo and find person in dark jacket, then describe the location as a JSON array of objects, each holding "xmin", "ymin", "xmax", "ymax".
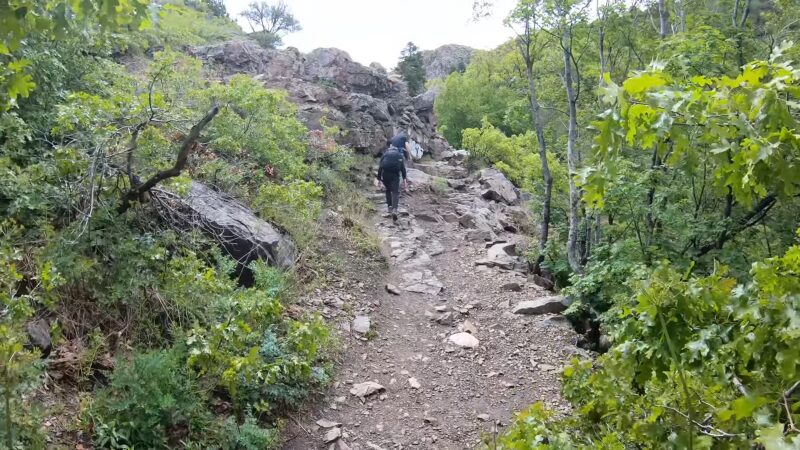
[{"xmin": 377, "ymin": 134, "xmax": 409, "ymax": 221}]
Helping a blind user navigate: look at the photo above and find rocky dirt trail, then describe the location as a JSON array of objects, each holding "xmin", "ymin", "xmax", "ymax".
[{"xmin": 284, "ymin": 155, "xmax": 586, "ymax": 450}]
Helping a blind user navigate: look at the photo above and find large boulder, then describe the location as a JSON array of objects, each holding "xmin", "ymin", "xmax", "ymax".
[
  {"xmin": 165, "ymin": 182, "xmax": 296, "ymax": 283},
  {"xmin": 479, "ymin": 168, "xmax": 519, "ymax": 205}
]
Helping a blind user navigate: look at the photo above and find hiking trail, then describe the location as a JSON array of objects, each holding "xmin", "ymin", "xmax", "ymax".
[{"xmin": 284, "ymin": 155, "xmax": 585, "ymax": 450}]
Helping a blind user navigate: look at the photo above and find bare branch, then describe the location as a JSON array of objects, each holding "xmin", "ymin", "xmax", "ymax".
[{"xmin": 118, "ymin": 106, "xmax": 220, "ymax": 214}]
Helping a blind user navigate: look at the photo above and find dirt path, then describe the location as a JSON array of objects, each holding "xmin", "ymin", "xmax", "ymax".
[{"xmin": 284, "ymin": 164, "xmax": 583, "ymax": 450}]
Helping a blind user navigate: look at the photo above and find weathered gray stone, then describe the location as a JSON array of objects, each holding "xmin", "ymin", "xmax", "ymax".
[
  {"xmin": 325, "ymin": 427, "xmax": 342, "ymax": 443},
  {"xmin": 501, "ymin": 282, "xmax": 523, "ymax": 292},
  {"xmin": 169, "ymin": 182, "xmax": 297, "ymax": 282},
  {"xmin": 352, "ymin": 316, "xmax": 371, "ymax": 334},
  {"xmin": 487, "ymin": 242, "xmax": 517, "ymax": 259},
  {"xmin": 465, "ymin": 230, "xmax": 495, "ymax": 243},
  {"xmin": 512, "ymin": 296, "xmax": 569, "ymax": 315},
  {"xmin": 448, "ymin": 332, "xmax": 479, "ymax": 348},
  {"xmin": 25, "ymin": 319, "xmax": 51, "ymax": 355},
  {"xmin": 479, "ymin": 168, "xmax": 519, "ymax": 205},
  {"xmin": 350, "ymin": 381, "xmax": 385, "ymax": 398},
  {"xmin": 385, "ymin": 283, "xmax": 401, "ymax": 295},
  {"xmin": 317, "ymin": 419, "xmax": 342, "ymax": 428}
]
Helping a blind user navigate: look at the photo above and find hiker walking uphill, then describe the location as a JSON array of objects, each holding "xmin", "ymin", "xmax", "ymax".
[{"xmin": 377, "ymin": 134, "xmax": 410, "ymax": 221}]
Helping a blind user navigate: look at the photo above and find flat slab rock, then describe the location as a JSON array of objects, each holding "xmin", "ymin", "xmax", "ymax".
[
  {"xmin": 512, "ymin": 296, "xmax": 569, "ymax": 315},
  {"xmin": 175, "ymin": 181, "xmax": 297, "ymax": 268},
  {"xmin": 350, "ymin": 381, "xmax": 385, "ymax": 398},
  {"xmin": 448, "ymin": 332, "xmax": 479, "ymax": 348}
]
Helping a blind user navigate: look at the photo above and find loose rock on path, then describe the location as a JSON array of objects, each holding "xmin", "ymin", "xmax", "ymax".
[{"xmin": 284, "ymin": 161, "xmax": 584, "ymax": 449}]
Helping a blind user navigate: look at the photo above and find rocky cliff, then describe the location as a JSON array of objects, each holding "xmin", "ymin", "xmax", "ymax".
[
  {"xmin": 420, "ymin": 44, "xmax": 474, "ymax": 80},
  {"xmin": 190, "ymin": 40, "xmax": 453, "ymax": 157}
]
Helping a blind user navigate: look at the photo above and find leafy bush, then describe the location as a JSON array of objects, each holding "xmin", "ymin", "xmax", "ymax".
[
  {"xmin": 254, "ymin": 179, "xmax": 323, "ymax": 247},
  {"xmin": 497, "ymin": 242, "xmax": 800, "ymax": 448},
  {"xmin": 186, "ymin": 286, "xmax": 331, "ymax": 415},
  {"xmin": 87, "ymin": 348, "xmax": 210, "ymax": 449}
]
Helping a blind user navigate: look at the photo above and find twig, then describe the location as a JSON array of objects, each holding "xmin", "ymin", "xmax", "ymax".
[{"xmin": 288, "ymin": 414, "xmax": 311, "ymax": 436}]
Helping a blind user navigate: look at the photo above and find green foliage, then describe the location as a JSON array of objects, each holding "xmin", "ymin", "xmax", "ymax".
[
  {"xmin": 589, "ymin": 50, "xmax": 800, "ymax": 207},
  {"xmin": 0, "ymin": 221, "xmax": 46, "ymax": 449},
  {"xmin": 240, "ymin": 1, "xmax": 301, "ymax": 49},
  {"xmin": 0, "ymin": 0, "xmax": 150, "ymax": 110},
  {"xmin": 186, "ymin": 285, "xmax": 330, "ymax": 414},
  {"xmin": 143, "ymin": 2, "xmax": 243, "ymax": 49},
  {"xmin": 254, "ymin": 179, "xmax": 323, "ymax": 247},
  {"xmin": 500, "ymin": 242, "xmax": 800, "ymax": 448},
  {"xmin": 434, "ymin": 46, "xmax": 525, "ymax": 147},
  {"xmin": 396, "ymin": 42, "xmax": 426, "ymax": 97},
  {"xmin": 87, "ymin": 348, "xmax": 210, "ymax": 449}
]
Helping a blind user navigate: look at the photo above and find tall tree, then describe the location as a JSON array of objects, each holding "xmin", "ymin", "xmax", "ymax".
[
  {"xmin": 507, "ymin": 0, "xmax": 554, "ymax": 273},
  {"xmin": 240, "ymin": 0, "xmax": 301, "ymax": 48},
  {"xmin": 547, "ymin": 0, "xmax": 587, "ymax": 273},
  {"xmin": 396, "ymin": 42, "xmax": 426, "ymax": 96}
]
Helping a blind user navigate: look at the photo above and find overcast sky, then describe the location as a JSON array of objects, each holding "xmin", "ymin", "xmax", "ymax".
[{"xmin": 224, "ymin": 0, "xmax": 518, "ymax": 68}]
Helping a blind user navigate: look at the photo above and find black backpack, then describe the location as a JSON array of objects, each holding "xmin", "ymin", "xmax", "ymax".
[{"xmin": 379, "ymin": 146, "xmax": 405, "ymax": 172}]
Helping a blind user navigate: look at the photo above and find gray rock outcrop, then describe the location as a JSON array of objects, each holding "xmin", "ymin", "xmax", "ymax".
[
  {"xmin": 190, "ymin": 40, "xmax": 453, "ymax": 157},
  {"xmin": 162, "ymin": 181, "xmax": 296, "ymax": 284},
  {"xmin": 421, "ymin": 44, "xmax": 475, "ymax": 80}
]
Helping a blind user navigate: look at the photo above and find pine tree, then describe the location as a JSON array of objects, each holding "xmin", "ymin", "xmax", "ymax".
[{"xmin": 396, "ymin": 42, "xmax": 426, "ymax": 96}]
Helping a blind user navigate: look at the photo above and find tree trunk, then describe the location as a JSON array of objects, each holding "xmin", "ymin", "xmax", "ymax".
[
  {"xmin": 526, "ymin": 63, "xmax": 553, "ymax": 272},
  {"xmin": 676, "ymin": 0, "xmax": 686, "ymax": 32},
  {"xmin": 562, "ymin": 29, "xmax": 583, "ymax": 274},
  {"xmin": 658, "ymin": 0, "xmax": 670, "ymax": 39}
]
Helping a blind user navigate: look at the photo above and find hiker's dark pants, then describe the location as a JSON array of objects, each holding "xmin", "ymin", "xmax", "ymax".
[{"xmin": 381, "ymin": 173, "xmax": 401, "ymax": 211}]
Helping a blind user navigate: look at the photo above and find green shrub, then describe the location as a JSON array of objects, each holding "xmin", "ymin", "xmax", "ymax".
[
  {"xmin": 254, "ymin": 179, "xmax": 323, "ymax": 247},
  {"xmin": 186, "ymin": 287, "xmax": 331, "ymax": 415},
  {"xmin": 87, "ymin": 348, "xmax": 210, "ymax": 449},
  {"xmin": 497, "ymin": 243, "xmax": 800, "ymax": 448}
]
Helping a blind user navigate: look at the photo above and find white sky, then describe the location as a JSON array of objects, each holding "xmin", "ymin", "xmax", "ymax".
[{"xmin": 224, "ymin": 0, "xmax": 518, "ymax": 68}]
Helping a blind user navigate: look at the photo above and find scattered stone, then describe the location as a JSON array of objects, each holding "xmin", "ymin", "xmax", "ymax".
[
  {"xmin": 335, "ymin": 441, "xmax": 353, "ymax": 450},
  {"xmin": 501, "ymin": 282, "xmax": 523, "ymax": 292},
  {"xmin": 427, "ymin": 240, "xmax": 445, "ymax": 256},
  {"xmin": 539, "ymin": 364, "xmax": 557, "ymax": 371},
  {"xmin": 415, "ymin": 213, "xmax": 439, "ymax": 222},
  {"xmin": 529, "ymin": 273, "xmax": 555, "ymax": 291},
  {"xmin": 325, "ymin": 427, "xmax": 342, "ymax": 443},
  {"xmin": 436, "ymin": 312, "xmax": 455, "ymax": 325},
  {"xmin": 466, "ymin": 229, "xmax": 495, "ymax": 243},
  {"xmin": 352, "ymin": 316, "xmax": 371, "ymax": 334},
  {"xmin": 512, "ymin": 296, "xmax": 568, "ymax": 315},
  {"xmin": 350, "ymin": 381, "xmax": 385, "ymax": 398},
  {"xmin": 448, "ymin": 332, "xmax": 479, "ymax": 349},
  {"xmin": 405, "ymin": 277, "xmax": 444, "ymax": 295},
  {"xmin": 479, "ymin": 168, "xmax": 519, "ymax": 205},
  {"xmin": 385, "ymin": 284, "xmax": 401, "ymax": 295},
  {"xmin": 317, "ymin": 419, "xmax": 342, "ymax": 428},
  {"xmin": 434, "ymin": 305, "xmax": 449, "ymax": 312},
  {"xmin": 409, "ymin": 377, "xmax": 421, "ymax": 389},
  {"xmin": 477, "ymin": 414, "xmax": 492, "ymax": 422},
  {"xmin": 543, "ymin": 315, "xmax": 572, "ymax": 329},
  {"xmin": 446, "ymin": 178, "xmax": 467, "ymax": 190},
  {"xmin": 462, "ymin": 319, "xmax": 478, "ymax": 335},
  {"xmin": 25, "ymin": 319, "xmax": 51, "ymax": 355},
  {"xmin": 487, "ymin": 242, "xmax": 517, "ymax": 259},
  {"xmin": 441, "ymin": 213, "xmax": 460, "ymax": 223}
]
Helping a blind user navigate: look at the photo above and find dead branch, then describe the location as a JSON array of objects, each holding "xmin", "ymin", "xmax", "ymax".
[{"xmin": 118, "ymin": 105, "xmax": 220, "ymax": 214}]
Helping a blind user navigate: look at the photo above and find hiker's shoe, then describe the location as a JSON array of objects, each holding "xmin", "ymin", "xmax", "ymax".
[{"xmin": 391, "ymin": 209, "xmax": 398, "ymax": 222}]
